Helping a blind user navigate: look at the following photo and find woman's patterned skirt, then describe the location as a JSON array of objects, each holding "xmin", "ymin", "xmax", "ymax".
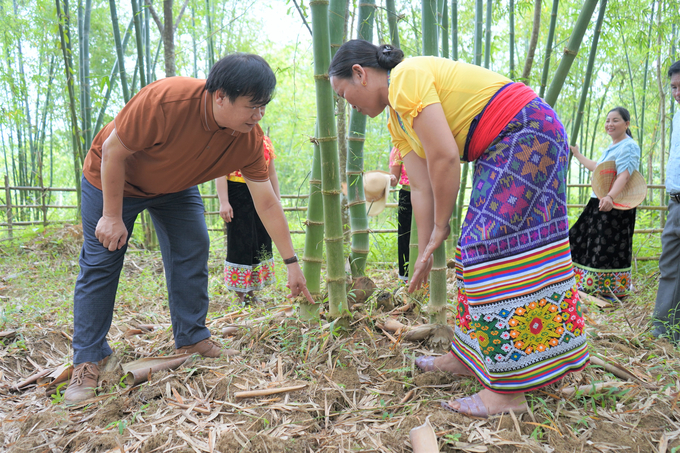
[
  {"xmin": 452, "ymin": 97, "xmax": 589, "ymax": 393},
  {"xmin": 224, "ymin": 181, "xmax": 275, "ymax": 293},
  {"xmin": 569, "ymin": 198, "xmax": 636, "ymax": 297}
]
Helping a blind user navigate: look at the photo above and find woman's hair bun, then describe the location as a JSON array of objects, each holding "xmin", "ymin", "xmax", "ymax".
[{"xmin": 377, "ymin": 44, "xmax": 404, "ymax": 70}]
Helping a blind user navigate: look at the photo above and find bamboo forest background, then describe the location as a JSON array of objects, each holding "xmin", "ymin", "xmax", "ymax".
[{"xmin": 0, "ymin": 0, "xmax": 677, "ymax": 262}]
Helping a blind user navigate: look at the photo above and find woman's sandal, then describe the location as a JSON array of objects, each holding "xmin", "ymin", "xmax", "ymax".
[{"xmin": 440, "ymin": 392, "xmax": 527, "ymax": 419}]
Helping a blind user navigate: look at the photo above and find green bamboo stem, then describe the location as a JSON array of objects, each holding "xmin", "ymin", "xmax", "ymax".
[
  {"xmin": 56, "ymin": 0, "xmax": 85, "ymax": 205},
  {"xmin": 509, "ymin": 0, "xmax": 514, "ymax": 78},
  {"xmin": 131, "ymin": 0, "xmax": 147, "ymax": 88},
  {"xmin": 569, "ymin": 0, "xmax": 607, "ymax": 147},
  {"xmin": 639, "ymin": 2, "xmax": 656, "ymax": 151},
  {"xmin": 408, "ymin": 213, "xmax": 418, "ymax": 281},
  {"xmin": 422, "ymin": 0, "xmax": 437, "ymax": 56},
  {"xmin": 441, "ymin": 0, "xmax": 449, "ymax": 58},
  {"xmin": 302, "ymin": 126, "xmax": 325, "ymax": 321},
  {"xmin": 310, "ymin": 0, "xmax": 349, "ymax": 324},
  {"xmin": 94, "ymin": 20, "xmax": 134, "ymax": 135},
  {"xmin": 543, "ymin": 0, "xmax": 599, "ymax": 107},
  {"xmin": 483, "ymin": 0, "xmax": 491, "ymax": 69},
  {"xmin": 539, "ymin": 0, "xmax": 559, "ymax": 98},
  {"xmin": 145, "ymin": 3, "xmax": 151, "ymax": 82},
  {"xmin": 386, "ymin": 0, "xmax": 400, "ymax": 48},
  {"xmin": 453, "ymin": 163, "xmax": 469, "ymax": 241},
  {"xmin": 451, "ymin": 0, "xmax": 458, "ymax": 61},
  {"xmin": 205, "ymin": 0, "xmax": 215, "ymax": 69},
  {"xmin": 346, "ymin": 0, "xmax": 374, "ymax": 278},
  {"xmin": 520, "ymin": 0, "xmax": 541, "ymax": 83},
  {"xmin": 474, "ymin": 0, "xmax": 482, "ymax": 66},
  {"xmin": 109, "ymin": 0, "xmax": 130, "ymax": 103}
]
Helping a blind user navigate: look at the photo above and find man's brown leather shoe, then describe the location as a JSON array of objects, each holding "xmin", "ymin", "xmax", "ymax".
[
  {"xmin": 176, "ymin": 338, "xmax": 234, "ymax": 358},
  {"xmin": 63, "ymin": 361, "xmax": 100, "ymax": 404}
]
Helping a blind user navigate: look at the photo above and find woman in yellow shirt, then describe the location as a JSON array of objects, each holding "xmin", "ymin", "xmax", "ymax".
[{"xmin": 329, "ymin": 40, "xmax": 589, "ymax": 418}]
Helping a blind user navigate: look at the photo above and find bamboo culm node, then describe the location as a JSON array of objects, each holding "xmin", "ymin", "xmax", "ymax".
[
  {"xmin": 324, "ymin": 236, "xmax": 344, "ymax": 243},
  {"xmin": 313, "ymin": 73, "xmax": 330, "ymax": 80},
  {"xmin": 321, "ymin": 190, "xmax": 342, "ymax": 195},
  {"xmin": 302, "ymin": 256, "xmax": 324, "ymax": 263},
  {"xmin": 309, "ymin": 1, "xmax": 329, "ymax": 6},
  {"xmin": 346, "ymin": 200, "xmax": 367, "ymax": 208},
  {"xmin": 326, "ymin": 277, "xmax": 347, "ymax": 284},
  {"xmin": 313, "ymin": 136, "xmax": 338, "ymax": 143},
  {"xmin": 304, "ymin": 220, "xmax": 324, "ymax": 227},
  {"xmin": 350, "ymin": 247, "xmax": 370, "ymax": 254},
  {"xmin": 347, "ymin": 137, "xmax": 366, "ymax": 142}
]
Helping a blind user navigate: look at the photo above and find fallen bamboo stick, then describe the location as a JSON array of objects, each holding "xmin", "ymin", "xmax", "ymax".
[
  {"xmin": 14, "ymin": 368, "xmax": 52, "ymax": 390},
  {"xmin": 559, "ymin": 381, "xmax": 629, "ymax": 397},
  {"xmin": 234, "ymin": 384, "xmax": 307, "ymax": 399}
]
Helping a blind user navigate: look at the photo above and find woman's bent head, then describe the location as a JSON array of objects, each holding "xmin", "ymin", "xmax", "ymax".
[{"xmin": 329, "ymin": 40, "xmax": 404, "ymax": 118}]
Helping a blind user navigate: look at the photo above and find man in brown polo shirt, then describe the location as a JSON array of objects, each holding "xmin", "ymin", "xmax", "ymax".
[{"xmin": 65, "ymin": 53, "xmax": 313, "ymax": 404}]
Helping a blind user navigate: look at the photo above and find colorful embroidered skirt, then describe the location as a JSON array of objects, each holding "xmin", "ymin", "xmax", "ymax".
[
  {"xmin": 569, "ymin": 198, "xmax": 636, "ymax": 297},
  {"xmin": 452, "ymin": 97, "xmax": 589, "ymax": 393},
  {"xmin": 224, "ymin": 181, "xmax": 275, "ymax": 293}
]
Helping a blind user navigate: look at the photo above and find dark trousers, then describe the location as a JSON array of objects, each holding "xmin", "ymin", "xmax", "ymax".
[
  {"xmin": 653, "ymin": 200, "xmax": 680, "ymax": 341},
  {"xmin": 73, "ymin": 177, "xmax": 211, "ymax": 364},
  {"xmin": 397, "ymin": 188, "xmax": 412, "ymax": 280}
]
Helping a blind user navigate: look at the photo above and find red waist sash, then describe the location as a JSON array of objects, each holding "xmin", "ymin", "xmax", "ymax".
[{"xmin": 466, "ymin": 82, "xmax": 538, "ymax": 161}]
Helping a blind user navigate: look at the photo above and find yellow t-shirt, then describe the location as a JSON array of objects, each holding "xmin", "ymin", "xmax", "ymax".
[{"xmin": 387, "ymin": 56, "xmax": 510, "ymax": 159}]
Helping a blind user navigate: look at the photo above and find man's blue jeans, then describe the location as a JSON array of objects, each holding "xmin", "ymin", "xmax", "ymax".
[{"xmin": 73, "ymin": 177, "xmax": 211, "ymax": 364}]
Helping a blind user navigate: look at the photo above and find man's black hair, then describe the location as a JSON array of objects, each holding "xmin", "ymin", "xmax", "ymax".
[
  {"xmin": 669, "ymin": 60, "xmax": 680, "ymax": 78},
  {"xmin": 205, "ymin": 53, "xmax": 276, "ymax": 105}
]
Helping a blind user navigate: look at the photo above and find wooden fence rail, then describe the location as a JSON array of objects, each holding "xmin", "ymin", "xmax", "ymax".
[{"xmin": 1, "ymin": 177, "xmax": 671, "ymax": 241}]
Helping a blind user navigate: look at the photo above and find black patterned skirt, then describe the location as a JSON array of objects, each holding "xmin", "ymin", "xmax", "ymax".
[
  {"xmin": 224, "ymin": 181, "xmax": 275, "ymax": 293},
  {"xmin": 569, "ymin": 198, "xmax": 636, "ymax": 297}
]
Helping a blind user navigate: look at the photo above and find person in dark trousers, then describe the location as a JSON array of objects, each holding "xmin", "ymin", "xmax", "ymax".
[
  {"xmin": 389, "ymin": 146, "xmax": 411, "ymax": 284},
  {"xmin": 652, "ymin": 61, "xmax": 680, "ymax": 343},
  {"xmin": 65, "ymin": 53, "xmax": 313, "ymax": 404}
]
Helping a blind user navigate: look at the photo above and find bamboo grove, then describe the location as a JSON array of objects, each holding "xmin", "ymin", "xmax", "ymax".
[{"xmin": 1, "ymin": 0, "xmax": 678, "ymax": 323}]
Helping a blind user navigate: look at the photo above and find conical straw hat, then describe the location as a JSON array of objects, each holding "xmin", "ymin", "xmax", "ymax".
[
  {"xmin": 364, "ymin": 170, "xmax": 391, "ymax": 217},
  {"xmin": 591, "ymin": 161, "xmax": 647, "ymax": 210}
]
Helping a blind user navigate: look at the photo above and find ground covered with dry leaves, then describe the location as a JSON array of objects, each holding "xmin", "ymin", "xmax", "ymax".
[{"xmin": 2, "ymin": 226, "xmax": 680, "ymax": 452}]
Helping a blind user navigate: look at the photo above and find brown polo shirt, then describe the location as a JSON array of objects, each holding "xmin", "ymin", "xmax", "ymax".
[{"xmin": 83, "ymin": 77, "xmax": 269, "ymax": 198}]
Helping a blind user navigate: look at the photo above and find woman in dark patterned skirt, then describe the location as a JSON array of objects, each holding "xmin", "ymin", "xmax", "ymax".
[
  {"xmin": 329, "ymin": 40, "xmax": 589, "ymax": 418},
  {"xmin": 215, "ymin": 136, "xmax": 280, "ymax": 304},
  {"xmin": 569, "ymin": 107, "xmax": 641, "ymax": 299}
]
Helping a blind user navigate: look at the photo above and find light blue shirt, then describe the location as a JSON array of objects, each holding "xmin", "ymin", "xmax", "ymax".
[
  {"xmin": 591, "ymin": 137, "xmax": 641, "ymax": 198},
  {"xmin": 667, "ymin": 113, "xmax": 680, "ymax": 195}
]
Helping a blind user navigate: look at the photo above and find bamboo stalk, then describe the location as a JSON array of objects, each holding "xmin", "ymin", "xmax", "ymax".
[
  {"xmin": 109, "ymin": 0, "xmax": 131, "ymax": 103},
  {"xmin": 520, "ymin": 0, "xmax": 541, "ymax": 83},
  {"xmin": 310, "ymin": 0, "xmax": 349, "ymax": 325},
  {"xmin": 570, "ymin": 0, "xmax": 607, "ymax": 146},
  {"xmin": 639, "ymin": 2, "xmax": 657, "ymax": 151},
  {"xmin": 451, "ymin": 0, "xmax": 458, "ymax": 61},
  {"xmin": 301, "ymin": 126, "xmax": 324, "ymax": 321},
  {"xmin": 131, "ymin": 0, "xmax": 147, "ymax": 88},
  {"xmin": 538, "ymin": 0, "xmax": 559, "ymax": 98},
  {"xmin": 483, "ymin": 0, "xmax": 491, "ymax": 69},
  {"xmin": 508, "ymin": 0, "xmax": 514, "ymax": 77},
  {"xmin": 441, "ymin": 0, "xmax": 448, "ymax": 58},
  {"xmin": 473, "ymin": 0, "xmax": 482, "ymax": 66},
  {"xmin": 544, "ymin": 0, "xmax": 599, "ymax": 107},
  {"xmin": 346, "ymin": 0, "xmax": 374, "ymax": 278},
  {"xmin": 386, "ymin": 0, "xmax": 400, "ymax": 48},
  {"xmin": 234, "ymin": 384, "xmax": 307, "ymax": 399}
]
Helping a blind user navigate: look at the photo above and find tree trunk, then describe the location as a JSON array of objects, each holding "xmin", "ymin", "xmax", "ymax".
[
  {"xmin": 520, "ymin": 0, "xmax": 541, "ymax": 83},
  {"xmin": 346, "ymin": 0, "xmax": 375, "ymax": 278},
  {"xmin": 539, "ymin": 0, "xmax": 559, "ymax": 98},
  {"xmin": 310, "ymin": 0, "xmax": 349, "ymax": 326},
  {"xmin": 544, "ymin": 0, "xmax": 599, "ymax": 107},
  {"xmin": 422, "ymin": 0, "xmax": 437, "ymax": 56}
]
